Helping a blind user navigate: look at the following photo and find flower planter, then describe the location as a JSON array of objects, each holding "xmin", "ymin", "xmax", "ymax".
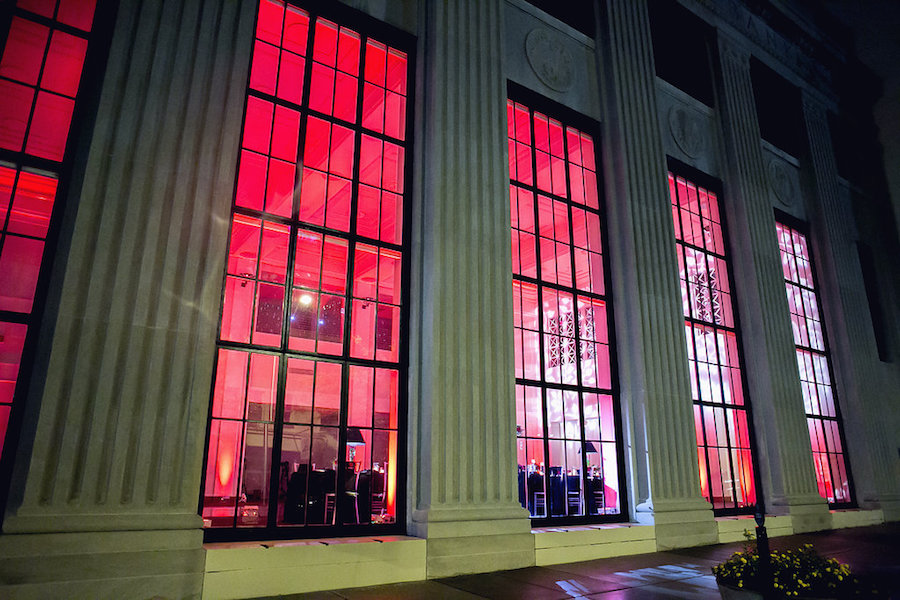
[
  {"xmin": 717, "ymin": 583, "xmax": 763, "ymax": 600},
  {"xmin": 717, "ymin": 582, "xmax": 838, "ymax": 600}
]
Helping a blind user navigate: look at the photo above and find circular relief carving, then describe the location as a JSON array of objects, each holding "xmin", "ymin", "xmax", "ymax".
[
  {"xmin": 768, "ymin": 160, "xmax": 795, "ymax": 208},
  {"xmin": 525, "ymin": 28, "xmax": 574, "ymax": 92},
  {"xmin": 668, "ymin": 106, "xmax": 705, "ymax": 158}
]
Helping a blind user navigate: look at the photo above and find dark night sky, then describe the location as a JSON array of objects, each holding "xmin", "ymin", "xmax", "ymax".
[{"xmin": 821, "ymin": 0, "xmax": 900, "ymax": 225}]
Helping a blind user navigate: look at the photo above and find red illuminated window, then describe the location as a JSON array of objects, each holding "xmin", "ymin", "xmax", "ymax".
[
  {"xmin": 776, "ymin": 221, "xmax": 853, "ymax": 505},
  {"xmin": 509, "ymin": 95, "xmax": 624, "ymax": 522},
  {"xmin": 0, "ymin": 0, "xmax": 98, "ymax": 462},
  {"xmin": 669, "ymin": 171, "xmax": 756, "ymax": 513},
  {"xmin": 202, "ymin": 0, "xmax": 411, "ymax": 537}
]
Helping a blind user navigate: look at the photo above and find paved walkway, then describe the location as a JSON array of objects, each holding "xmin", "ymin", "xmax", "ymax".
[{"xmin": 264, "ymin": 522, "xmax": 900, "ymax": 599}]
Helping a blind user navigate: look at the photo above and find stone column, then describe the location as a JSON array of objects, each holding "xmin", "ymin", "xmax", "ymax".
[
  {"xmin": 0, "ymin": 0, "xmax": 254, "ymax": 597},
  {"xmin": 409, "ymin": 0, "xmax": 533, "ymax": 578},
  {"xmin": 714, "ymin": 35, "xmax": 829, "ymax": 532},
  {"xmin": 597, "ymin": 0, "xmax": 717, "ymax": 549},
  {"xmin": 801, "ymin": 93, "xmax": 900, "ymax": 519}
]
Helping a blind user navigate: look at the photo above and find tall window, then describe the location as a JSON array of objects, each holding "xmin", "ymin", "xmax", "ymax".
[
  {"xmin": 776, "ymin": 221, "xmax": 853, "ymax": 505},
  {"xmin": 668, "ymin": 171, "xmax": 756, "ymax": 512},
  {"xmin": 0, "ymin": 0, "xmax": 99, "ymax": 460},
  {"xmin": 201, "ymin": 0, "xmax": 411, "ymax": 537},
  {"xmin": 508, "ymin": 95, "xmax": 624, "ymax": 522}
]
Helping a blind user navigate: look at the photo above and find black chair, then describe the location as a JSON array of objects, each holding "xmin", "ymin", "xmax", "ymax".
[
  {"xmin": 283, "ymin": 465, "xmax": 308, "ymax": 524},
  {"xmin": 307, "ymin": 469, "xmax": 335, "ymax": 524},
  {"xmin": 566, "ymin": 474, "xmax": 582, "ymax": 515},
  {"xmin": 549, "ymin": 468, "xmax": 566, "ymax": 516},
  {"xmin": 527, "ymin": 471, "xmax": 546, "ymax": 517}
]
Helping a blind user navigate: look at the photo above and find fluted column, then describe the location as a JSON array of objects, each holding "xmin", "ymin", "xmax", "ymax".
[
  {"xmin": 801, "ymin": 93, "xmax": 900, "ymax": 517},
  {"xmin": 410, "ymin": 0, "xmax": 532, "ymax": 577},
  {"xmin": 1, "ymin": 0, "xmax": 253, "ymax": 596},
  {"xmin": 715, "ymin": 36, "xmax": 829, "ymax": 531},
  {"xmin": 598, "ymin": 0, "xmax": 716, "ymax": 548}
]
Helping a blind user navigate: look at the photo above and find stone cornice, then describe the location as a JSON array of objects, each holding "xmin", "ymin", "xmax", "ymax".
[{"xmin": 687, "ymin": 0, "xmax": 843, "ymax": 101}]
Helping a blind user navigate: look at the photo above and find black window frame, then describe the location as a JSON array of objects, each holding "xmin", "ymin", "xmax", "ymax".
[
  {"xmin": 774, "ymin": 209, "xmax": 856, "ymax": 508},
  {"xmin": 0, "ymin": 0, "xmax": 117, "ymax": 521},
  {"xmin": 508, "ymin": 81, "xmax": 628, "ymax": 528},
  {"xmin": 199, "ymin": 0, "xmax": 415, "ymax": 543},
  {"xmin": 668, "ymin": 158, "xmax": 760, "ymax": 516}
]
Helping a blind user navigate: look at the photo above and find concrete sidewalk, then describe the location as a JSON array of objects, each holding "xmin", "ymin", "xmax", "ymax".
[{"xmin": 263, "ymin": 522, "xmax": 900, "ymax": 599}]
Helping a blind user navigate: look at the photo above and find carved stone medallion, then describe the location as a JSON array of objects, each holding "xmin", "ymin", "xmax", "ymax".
[
  {"xmin": 525, "ymin": 28, "xmax": 574, "ymax": 92},
  {"xmin": 768, "ymin": 159, "xmax": 795, "ymax": 208},
  {"xmin": 668, "ymin": 106, "xmax": 705, "ymax": 158}
]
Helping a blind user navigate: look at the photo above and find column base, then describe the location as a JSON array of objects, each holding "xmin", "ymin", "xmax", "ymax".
[
  {"xmin": 635, "ymin": 498, "xmax": 718, "ymax": 550},
  {"xmin": 412, "ymin": 503, "xmax": 534, "ymax": 578},
  {"xmin": 876, "ymin": 495, "xmax": 900, "ymax": 522},
  {"xmin": 0, "ymin": 527, "xmax": 205, "ymax": 600},
  {"xmin": 780, "ymin": 493, "xmax": 831, "ymax": 533}
]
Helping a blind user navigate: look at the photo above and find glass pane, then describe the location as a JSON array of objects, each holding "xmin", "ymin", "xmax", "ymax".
[
  {"xmin": 221, "ymin": 277, "xmax": 254, "ymax": 342},
  {"xmin": 0, "ymin": 321, "xmax": 28, "ymax": 405},
  {"xmin": 334, "ymin": 72, "xmax": 358, "ymax": 123},
  {"xmin": 265, "ymin": 159, "xmax": 294, "ymax": 217},
  {"xmin": 315, "ymin": 294, "xmax": 344, "ymax": 355},
  {"xmin": 0, "ymin": 17, "xmax": 49, "ymax": 86},
  {"xmin": 259, "ymin": 221, "xmax": 289, "ymax": 283},
  {"xmin": 284, "ymin": 357, "xmax": 314, "ymax": 423},
  {"xmin": 246, "ymin": 353, "xmax": 278, "ymax": 422},
  {"xmin": 251, "ymin": 283, "xmax": 284, "ymax": 346},
  {"xmin": 321, "ymin": 236, "xmax": 348, "ymax": 294},
  {"xmin": 26, "ymin": 92, "xmax": 75, "ymax": 161},
  {"xmin": 350, "ymin": 298, "xmax": 375, "ymax": 359},
  {"xmin": 313, "ymin": 19, "xmax": 338, "ymax": 66},
  {"xmin": 0, "ymin": 405, "xmax": 9, "ymax": 456},
  {"xmin": 42, "ymin": 30, "xmax": 88, "ymax": 97},
  {"xmin": 250, "ymin": 40, "xmax": 278, "ymax": 95},
  {"xmin": 325, "ymin": 175, "xmax": 351, "ymax": 231},
  {"xmin": 308, "ymin": 63, "xmax": 335, "ymax": 115},
  {"xmin": 357, "ymin": 185, "xmax": 380, "ymax": 238},
  {"xmin": 203, "ymin": 419, "xmax": 243, "ymax": 526},
  {"xmin": 279, "ymin": 424, "xmax": 311, "ymax": 525},
  {"xmin": 211, "ymin": 349, "xmax": 249, "ymax": 420},
  {"xmin": 362, "ymin": 83, "xmax": 384, "ymax": 134},
  {"xmin": 373, "ymin": 368, "xmax": 398, "ymax": 429},
  {"xmin": 282, "ymin": 5, "xmax": 309, "ymax": 54},
  {"xmin": 0, "ymin": 80, "xmax": 35, "ymax": 152},
  {"xmin": 235, "ymin": 151, "xmax": 267, "ymax": 211},
  {"xmin": 312, "ymin": 361, "xmax": 341, "ymax": 425},
  {"xmin": 0, "ymin": 235, "xmax": 44, "ymax": 313},
  {"xmin": 306, "ymin": 426, "xmax": 338, "ymax": 524},
  {"xmin": 256, "ymin": 0, "xmax": 284, "ymax": 45},
  {"xmin": 364, "ymin": 40, "xmax": 386, "ymax": 86},
  {"xmin": 348, "ymin": 365, "xmax": 374, "ymax": 428},
  {"xmin": 298, "ymin": 168, "xmax": 325, "ymax": 225},
  {"xmin": 277, "ymin": 50, "xmax": 304, "ymax": 104},
  {"xmin": 237, "ymin": 422, "xmax": 273, "ymax": 527},
  {"xmin": 7, "ymin": 171, "xmax": 58, "ymax": 238}
]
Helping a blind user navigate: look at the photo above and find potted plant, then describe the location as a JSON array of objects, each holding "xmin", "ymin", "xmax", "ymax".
[{"xmin": 712, "ymin": 532, "xmax": 882, "ymax": 599}]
